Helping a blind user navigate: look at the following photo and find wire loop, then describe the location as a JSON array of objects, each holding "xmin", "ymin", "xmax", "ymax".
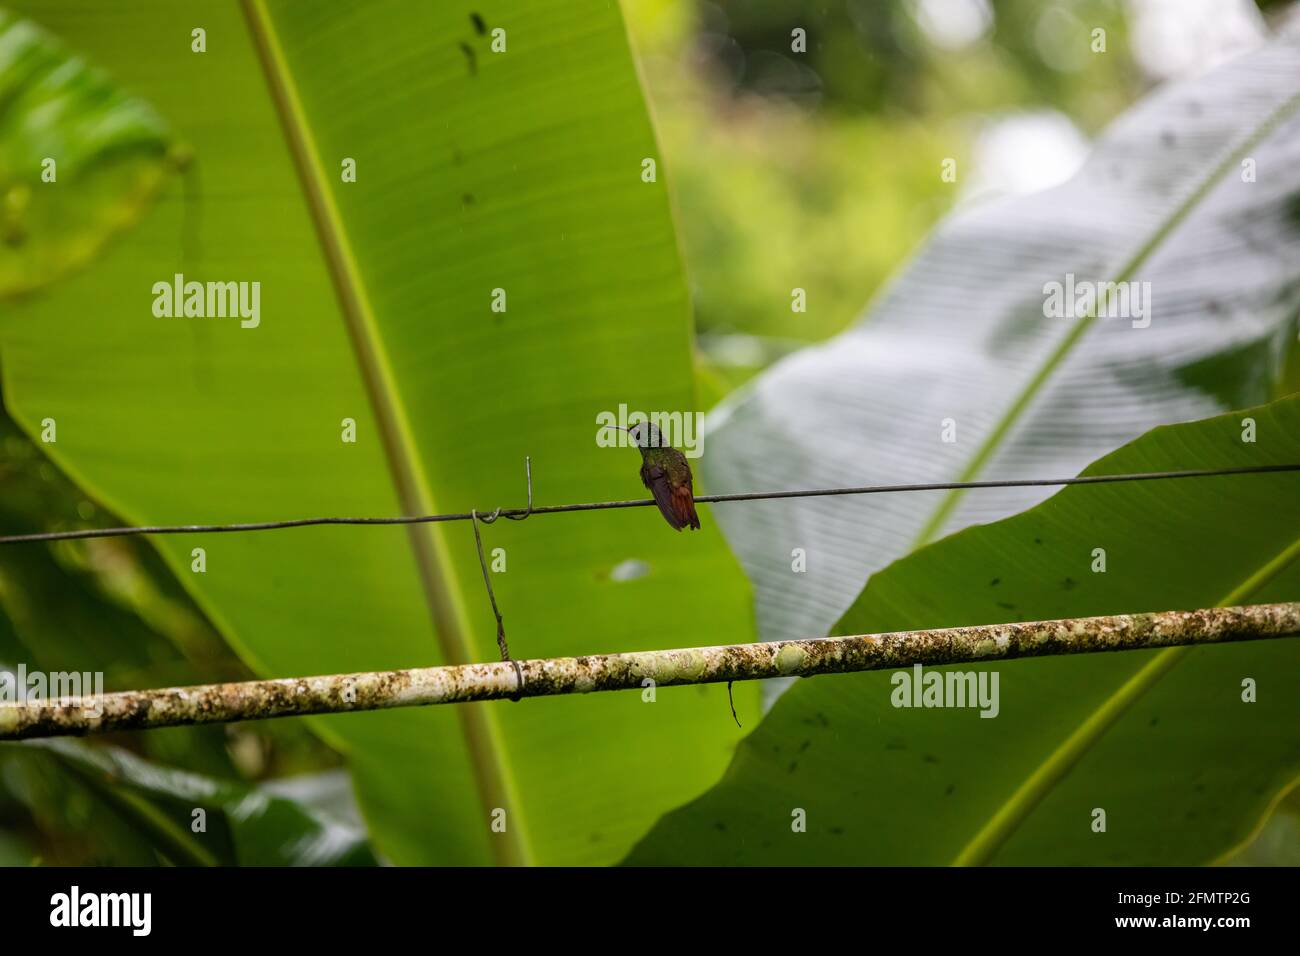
[
  {"xmin": 468, "ymin": 457, "xmax": 533, "ymax": 701},
  {"xmin": 477, "ymin": 457, "xmax": 532, "ymax": 524}
]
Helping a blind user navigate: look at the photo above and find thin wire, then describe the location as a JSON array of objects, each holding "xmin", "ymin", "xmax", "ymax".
[
  {"xmin": 470, "ymin": 508, "xmax": 524, "ymax": 701},
  {"xmin": 1, "ymin": 463, "xmax": 1297, "ymax": 545},
  {"xmin": 469, "ymin": 456, "xmax": 532, "ymax": 699}
]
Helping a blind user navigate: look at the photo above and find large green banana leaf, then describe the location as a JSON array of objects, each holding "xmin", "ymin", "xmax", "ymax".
[
  {"xmin": 0, "ymin": 0, "xmax": 757, "ymax": 865},
  {"xmin": 702, "ymin": 23, "xmax": 1300, "ymax": 646},
  {"xmin": 628, "ymin": 396, "xmax": 1300, "ymax": 864}
]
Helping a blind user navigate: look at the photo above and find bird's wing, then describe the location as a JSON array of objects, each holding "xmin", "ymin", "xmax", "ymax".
[
  {"xmin": 641, "ymin": 461, "xmax": 688, "ymax": 531},
  {"xmin": 641, "ymin": 460, "xmax": 699, "ymax": 531}
]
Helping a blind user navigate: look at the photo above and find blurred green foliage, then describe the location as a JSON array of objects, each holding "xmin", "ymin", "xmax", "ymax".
[
  {"xmin": 627, "ymin": 0, "xmax": 1144, "ymax": 366},
  {"xmin": 684, "ymin": 0, "xmax": 1136, "ymax": 122}
]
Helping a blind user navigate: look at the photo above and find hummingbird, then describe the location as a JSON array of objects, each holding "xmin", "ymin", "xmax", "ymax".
[
  {"xmin": 622, "ymin": 422, "xmax": 701, "ymax": 531},
  {"xmin": 619, "ymin": 421, "xmax": 736, "ymax": 724}
]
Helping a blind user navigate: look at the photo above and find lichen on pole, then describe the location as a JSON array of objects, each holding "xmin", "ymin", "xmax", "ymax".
[{"xmin": 2, "ymin": 603, "xmax": 1297, "ymax": 741}]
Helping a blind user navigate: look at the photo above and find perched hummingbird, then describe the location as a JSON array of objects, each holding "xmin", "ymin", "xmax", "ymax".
[
  {"xmin": 623, "ymin": 422, "xmax": 701, "ymax": 531},
  {"xmin": 622, "ymin": 421, "xmax": 733, "ymax": 723}
]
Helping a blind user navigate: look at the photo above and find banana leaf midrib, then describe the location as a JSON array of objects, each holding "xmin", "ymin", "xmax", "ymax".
[{"xmin": 237, "ymin": 0, "xmax": 531, "ymax": 866}]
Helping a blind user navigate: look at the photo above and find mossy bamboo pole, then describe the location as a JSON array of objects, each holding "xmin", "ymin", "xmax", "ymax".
[{"xmin": 2, "ymin": 603, "xmax": 1297, "ymax": 741}]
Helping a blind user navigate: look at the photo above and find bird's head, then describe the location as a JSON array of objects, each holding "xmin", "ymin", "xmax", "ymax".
[{"xmin": 625, "ymin": 420, "xmax": 664, "ymax": 449}]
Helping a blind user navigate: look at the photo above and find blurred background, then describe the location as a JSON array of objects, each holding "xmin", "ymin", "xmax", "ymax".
[
  {"xmin": 624, "ymin": 0, "xmax": 1291, "ymax": 399},
  {"xmin": 2, "ymin": 0, "xmax": 1296, "ymax": 864}
]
